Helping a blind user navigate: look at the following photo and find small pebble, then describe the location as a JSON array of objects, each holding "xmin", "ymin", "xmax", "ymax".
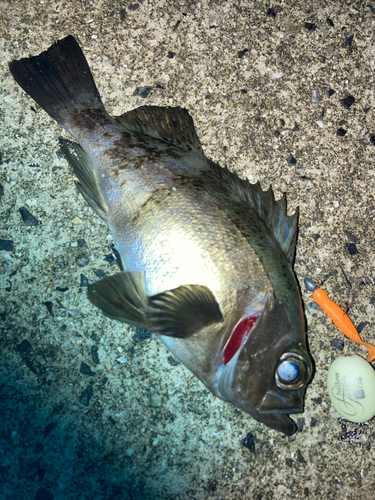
[
  {"xmin": 80, "ymin": 274, "xmax": 89, "ymax": 287},
  {"xmin": 337, "ymin": 128, "xmax": 347, "ymax": 137},
  {"xmin": 267, "ymin": 7, "xmax": 276, "ymax": 18},
  {"xmin": 126, "ymin": 448, "xmax": 134, "ymax": 456},
  {"xmin": 344, "ymin": 34, "xmax": 354, "ymax": 49},
  {"xmin": 43, "ymin": 301, "xmax": 54, "ymax": 316},
  {"xmin": 237, "ymin": 48, "xmax": 248, "ymax": 58},
  {"xmin": 241, "ymin": 432, "xmax": 255, "ymax": 452},
  {"xmin": 103, "ymin": 253, "xmax": 116, "ymax": 266},
  {"xmin": 357, "ymin": 321, "xmax": 369, "ymax": 334},
  {"xmin": 116, "ymin": 356, "xmax": 127, "ymax": 364},
  {"xmin": 94, "ymin": 269, "xmax": 106, "ymax": 279},
  {"xmin": 344, "ymin": 230, "xmax": 358, "ymax": 243},
  {"xmin": 286, "ymin": 154, "xmax": 297, "ymax": 165},
  {"xmin": 325, "ymin": 88, "xmax": 335, "ymax": 97},
  {"xmin": 80, "ymin": 362, "xmax": 95, "ymax": 376},
  {"xmin": 150, "ymin": 394, "xmax": 162, "ymax": 407},
  {"xmin": 79, "ymin": 385, "xmax": 93, "ymax": 406},
  {"xmin": 345, "ymin": 242, "xmax": 358, "ymax": 255},
  {"xmin": 0, "ymin": 239, "xmax": 14, "ymax": 251},
  {"xmin": 326, "ymin": 18, "xmax": 334, "ymax": 27},
  {"xmin": 76, "ymin": 256, "xmax": 89, "ymax": 267},
  {"xmin": 340, "ymin": 96, "xmax": 355, "ymax": 109},
  {"xmin": 297, "ymin": 450, "xmax": 306, "ymax": 464},
  {"xmin": 311, "ymin": 90, "xmax": 321, "ymax": 103},
  {"xmin": 286, "ymin": 458, "xmax": 294, "ymax": 468},
  {"xmin": 187, "ymin": 405, "xmax": 203, "ymax": 415},
  {"xmin": 312, "ymin": 397, "xmax": 322, "ymax": 405},
  {"xmin": 17, "ymin": 339, "xmax": 32, "ymax": 353},
  {"xmin": 91, "ymin": 345, "xmax": 99, "ymax": 364},
  {"xmin": 305, "ymin": 22, "xmax": 317, "ymax": 31},
  {"xmin": 19, "ymin": 206, "xmax": 39, "ymax": 226},
  {"xmin": 168, "ymin": 356, "xmax": 180, "ymax": 366},
  {"xmin": 133, "ymin": 86, "xmax": 152, "ymax": 98},
  {"xmin": 133, "ymin": 327, "xmax": 152, "ymax": 342},
  {"xmin": 330, "ymin": 338, "xmax": 344, "ymax": 351},
  {"xmin": 297, "ymin": 418, "xmax": 305, "ymax": 432}
]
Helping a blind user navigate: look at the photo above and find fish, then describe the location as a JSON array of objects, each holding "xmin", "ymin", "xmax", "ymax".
[{"xmin": 9, "ymin": 35, "xmax": 313, "ymax": 435}]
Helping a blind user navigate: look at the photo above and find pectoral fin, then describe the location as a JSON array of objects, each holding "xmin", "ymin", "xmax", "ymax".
[
  {"xmin": 88, "ymin": 271, "xmax": 149, "ymax": 326},
  {"xmin": 149, "ymin": 284, "xmax": 223, "ymax": 338}
]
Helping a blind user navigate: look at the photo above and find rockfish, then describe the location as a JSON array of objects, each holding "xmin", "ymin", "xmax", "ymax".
[{"xmin": 9, "ymin": 36, "xmax": 313, "ymax": 434}]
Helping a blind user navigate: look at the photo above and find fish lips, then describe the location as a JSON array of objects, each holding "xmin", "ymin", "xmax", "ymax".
[{"xmin": 218, "ymin": 292, "xmax": 312, "ymax": 434}]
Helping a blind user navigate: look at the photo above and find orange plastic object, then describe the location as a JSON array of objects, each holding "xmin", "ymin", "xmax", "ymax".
[{"xmin": 312, "ymin": 288, "xmax": 375, "ymax": 363}]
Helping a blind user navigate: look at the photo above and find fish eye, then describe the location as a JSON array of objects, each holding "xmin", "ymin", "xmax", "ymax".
[{"xmin": 275, "ymin": 352, "xmax": 309, "ymax": 390}]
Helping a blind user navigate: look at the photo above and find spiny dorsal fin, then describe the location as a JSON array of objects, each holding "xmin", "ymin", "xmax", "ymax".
[
  {"xmin": 209, "ymin": 160, "xmax": 298, "ymax": 263},
  {"xmin": 59, "ymin": 138, "xmax": 107, "ymax": 220},
  {"xmin": 116, "ymin": 106, "xmax": 203, "ymax": 154}
]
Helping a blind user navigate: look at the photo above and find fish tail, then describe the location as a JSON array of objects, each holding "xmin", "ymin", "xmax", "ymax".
[
  {"xmin": 9, "ymin": 36, "xmax": 103, "ymax": 126},
  {"xmin": 365, "ymin": 342, "xmax": 375, "ymax": 363}
]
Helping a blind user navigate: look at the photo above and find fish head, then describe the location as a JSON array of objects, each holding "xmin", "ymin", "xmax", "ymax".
[{"xmin": 217, "ymin": 292, "xmax": 313, "ymax": 435}]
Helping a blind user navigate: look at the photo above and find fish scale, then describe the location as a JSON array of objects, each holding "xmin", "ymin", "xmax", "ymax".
[{"xmin": 9, "ymin": 35, "xmax": 313, "ymax": 435}]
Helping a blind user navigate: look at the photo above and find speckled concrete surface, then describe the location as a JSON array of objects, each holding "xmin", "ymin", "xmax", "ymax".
[{"xmin": 1, "ymin": 1, "xmax": 375, "ymax": 499}]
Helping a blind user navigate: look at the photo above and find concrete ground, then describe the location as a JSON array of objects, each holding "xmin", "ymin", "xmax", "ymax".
[{"xmin": 1, "ymin": 0, "xmax": 375, "ymax": 499}]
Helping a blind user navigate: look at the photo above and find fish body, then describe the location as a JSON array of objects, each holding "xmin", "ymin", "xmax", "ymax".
[{"xmin": 9, "ymin": 36, "xmax": 313, "ymax": 434}]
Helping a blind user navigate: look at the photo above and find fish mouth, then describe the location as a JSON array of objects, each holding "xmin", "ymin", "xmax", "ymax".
[{"xmin": 257, "ymin": 389, "xmax": 303, "ymax": 414}]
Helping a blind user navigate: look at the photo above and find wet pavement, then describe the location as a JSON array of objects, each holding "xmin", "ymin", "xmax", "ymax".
[{"xmin": 1, "ymin": 1, "xmax": 375, "ymax": 499}]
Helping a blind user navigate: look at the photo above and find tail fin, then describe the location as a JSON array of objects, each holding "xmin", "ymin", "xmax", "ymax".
[
  {"xmin": 365, "ymin": 343, "xmax": 375, "ymax": 363},
  {"xmin": 9, "ymin": 36, "xmax": 103, "ymax": 126}
]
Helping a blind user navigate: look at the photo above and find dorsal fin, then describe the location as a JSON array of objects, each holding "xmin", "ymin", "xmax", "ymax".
[
  {"xmin": 116, "ymin": 105, "xmax": 203, "ymax": 154},
  {"xmin": 209, "ymin": 161, "xmax": 298, "ymax": 263}
]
